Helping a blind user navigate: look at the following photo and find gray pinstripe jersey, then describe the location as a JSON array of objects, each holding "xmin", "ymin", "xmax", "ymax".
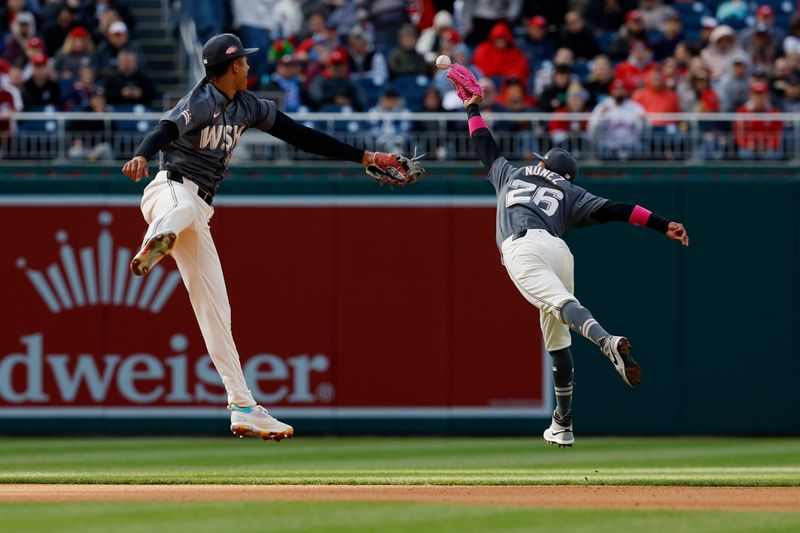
[
  {"xmin": 160, "ymin": 79, "xmax": 277, "ymax": 192},
  {"xmin": 487, "ymin": 157, "xmax": 608, "ymax": 249}
]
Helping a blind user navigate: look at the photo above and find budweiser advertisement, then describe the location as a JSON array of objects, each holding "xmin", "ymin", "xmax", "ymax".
[{"xmin": 0, "ymin": 196, "xmax": 548, "ymax": 422}]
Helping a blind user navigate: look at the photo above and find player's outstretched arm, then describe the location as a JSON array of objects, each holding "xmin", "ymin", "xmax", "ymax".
[
  {"xmin": 464, "ymin": 98, "xmax": 503, "ymax": 171},
  {"xmin": 122, "ymin": 120, "xmax": 180, "ymax": 182},
  {"xmin": 267, "ymin": 111, "xmax": 422, "ymax": 185},
  {"xmin": 590, "ymin": 201, "xmax": 689, "ymax": 247}
]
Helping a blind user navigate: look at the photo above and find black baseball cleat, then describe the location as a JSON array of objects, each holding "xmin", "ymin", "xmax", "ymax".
[
  {"xmin": 601, "ymin": 336, "xmax": 641, "ymax": 387},
  {"xmin": 130, "ymin": 232, "xmax": 177, "ymax": 276}
]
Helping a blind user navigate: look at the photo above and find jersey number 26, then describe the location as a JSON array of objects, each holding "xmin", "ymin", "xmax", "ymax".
[{"xmin": 505, "ymin": 179, "xmax": 564, "ymax": 216}]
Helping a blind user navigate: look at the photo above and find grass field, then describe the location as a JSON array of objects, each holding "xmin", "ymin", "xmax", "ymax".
[{"xmin": 1, "ymin": 436, "xmax": 799, "ymax": 532}]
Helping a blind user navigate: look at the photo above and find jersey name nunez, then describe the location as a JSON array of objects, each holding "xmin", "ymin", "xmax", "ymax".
[{"xmin": 199, "ymin": 124, "xmax": 247, "ymax": 151}]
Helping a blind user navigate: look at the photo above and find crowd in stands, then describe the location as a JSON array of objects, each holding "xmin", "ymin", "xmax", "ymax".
[
  {"xmin": 0, "ymin": 0, "xmax": 155, "ymax": 159},
  {"xmin": 3, "ymin": 0, "xmax": 800, "ymax": 162},
  {"xmin": 178, "ymin": 0, "xmax": 800, "ymax": 161}
]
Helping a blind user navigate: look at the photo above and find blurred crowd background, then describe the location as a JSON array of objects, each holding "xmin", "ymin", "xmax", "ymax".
[{"xmin": 1, "ymin": 0, "xmax": 800, "ymax": 162}]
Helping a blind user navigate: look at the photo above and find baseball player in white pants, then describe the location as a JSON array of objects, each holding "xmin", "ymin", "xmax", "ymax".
[
  {"xmin": 123, "ymin": 34, "xmax": 421, "ymax": 441},
  {"xmin": 446, "ymin": 63, "xmax": 689, "ymax": 447}
]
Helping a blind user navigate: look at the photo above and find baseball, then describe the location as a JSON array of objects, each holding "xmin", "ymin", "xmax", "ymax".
[{"xmin": 435, "ymin": 55, "xmax": 451, "ymax": 69}]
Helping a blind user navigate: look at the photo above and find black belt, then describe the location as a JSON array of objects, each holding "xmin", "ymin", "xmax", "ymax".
[
  {"xmin": 166, "ymin": 170, "xmax": 214, "ymax": 206},
  {"xmin": 512, "ymin": 228, "xmax": 556, "ymax": 240}
]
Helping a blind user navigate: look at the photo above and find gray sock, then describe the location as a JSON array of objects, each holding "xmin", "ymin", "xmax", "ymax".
[
  {"xmin": 549, "ymin": 347, "xmax": 573, "ymax": 420},
  {"xmin": 561, "ymin": 301, "xmax": 610, "ymax": 347}
]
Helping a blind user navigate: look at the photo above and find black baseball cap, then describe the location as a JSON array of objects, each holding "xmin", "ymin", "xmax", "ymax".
[{"xmin": 202, "ymin": 33, "xmax": 258, "ymax": 67}]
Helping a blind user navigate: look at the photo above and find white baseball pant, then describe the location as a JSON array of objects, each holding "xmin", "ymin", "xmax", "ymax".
[
  {"xmin": 139, "ymin": 170, "xmax": 255, "ymax": 407},
  {"xmin": 501, "ymin": 229, "xmax": 578, "ymax": 352}
]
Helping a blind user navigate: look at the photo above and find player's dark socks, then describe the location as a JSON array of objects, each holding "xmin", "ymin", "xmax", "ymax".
[
  {"xmin": 561, "ymin": 301, "xmax": 611, "ymax": 347},
  {"xmin": 549, "ymin": 347, "xmax": 574, "ymax": 419}
]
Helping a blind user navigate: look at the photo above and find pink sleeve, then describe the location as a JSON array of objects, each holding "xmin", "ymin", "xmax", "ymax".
[
  {"xmin": 468, "ymin": 116, "xmax": 488, "ymax": 135},
  {"xmin": 628, "ymin": 205, "xmax": 652, "ymax": 226}
]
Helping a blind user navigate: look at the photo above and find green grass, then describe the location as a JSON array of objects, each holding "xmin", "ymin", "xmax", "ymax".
[
  {"xmin": 1, "ymin": 437, "xmax": 799, "ymax": 486},
  {"xmin": 2, "ymin": 501, "xmax": 800, "ymax": 533}
]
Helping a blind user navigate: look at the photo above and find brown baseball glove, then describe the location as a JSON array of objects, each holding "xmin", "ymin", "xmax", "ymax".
[{"xmin": 365, "ymin": 151, "xmax": 425, "ymax": 186}]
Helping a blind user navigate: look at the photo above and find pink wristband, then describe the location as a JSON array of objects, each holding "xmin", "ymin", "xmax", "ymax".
[
  {"xmin": 629, "ymin": 205, "xmax": 651, "ymax": 226},
  {"xmin": 468, "ymin": 116, "xmax": 488, "ymax": 135}
]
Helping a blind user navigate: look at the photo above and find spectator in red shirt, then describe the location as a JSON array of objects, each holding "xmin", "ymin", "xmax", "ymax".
[
  {"xmin": 734, "ymin": 81, "xmax": 783, "ymax": 160},
  {"xmin": 632, "ymin": 67, "xmax": 680, "ymax": 124},
  {"xmin": 472, "ymin": 22, "xmax": 529, "ymax": 86},
  {"xmin": 614, "ymin": 40, "xmax": 657, "ymax": 92}
]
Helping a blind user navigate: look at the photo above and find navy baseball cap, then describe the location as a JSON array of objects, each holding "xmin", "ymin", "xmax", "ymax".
[{"xmin": 202, "ymin": 34, "xmax": 258, "ymax": 67}]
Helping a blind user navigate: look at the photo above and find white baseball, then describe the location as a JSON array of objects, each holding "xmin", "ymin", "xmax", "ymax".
[{"xmin": 435, "ymin": 55, "xmax": 451, "ymax": 70}]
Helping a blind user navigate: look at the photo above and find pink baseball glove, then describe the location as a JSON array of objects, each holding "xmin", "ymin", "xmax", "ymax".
[{"xmin": 446, "ymin": 64, "xmax": 483, "ymax": 103}]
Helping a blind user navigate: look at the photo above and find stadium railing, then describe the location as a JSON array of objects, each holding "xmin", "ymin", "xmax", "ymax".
[{"xmin": 4, "ymin": 111, "xmax": 800, "ymax": 164}]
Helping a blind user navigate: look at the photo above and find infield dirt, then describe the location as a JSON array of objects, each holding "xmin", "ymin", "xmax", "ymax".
[{"xmin": 1, "ymin": 485, "xmax": 798, "ymax": 511}]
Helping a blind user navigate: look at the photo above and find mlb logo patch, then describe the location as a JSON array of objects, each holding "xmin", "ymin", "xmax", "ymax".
[{"xmin": 225, "ymin": 46, "xmax": 237, "ymax": 55}]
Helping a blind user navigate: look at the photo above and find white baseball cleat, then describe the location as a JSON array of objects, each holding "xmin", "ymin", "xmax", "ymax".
[
  {"xmin": 601, "ymin": 335, "xmax": 641, "ymax": 387},
  {"xmin": 229, "ymin": 404, "xmax": 294, "ymax": 441},
  {"xmin": 130, "ymin": 232, "xmax": 177, "ymax": 276},
  {"xmin": 543, "ymin": 414, "xmax": 574, "ymax": 447}
]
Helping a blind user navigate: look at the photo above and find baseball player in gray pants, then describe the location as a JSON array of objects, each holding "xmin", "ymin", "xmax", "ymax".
[
  {"xmin": 447, "ymin": 64, "xmax": 688, "ymax": 447},
  {"xmin": 122, "ymin": 34, "xmax": 422, "ymax": 441}
]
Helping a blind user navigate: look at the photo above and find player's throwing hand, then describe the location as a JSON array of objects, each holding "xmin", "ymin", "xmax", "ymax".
[
  {"xmin": 122, "ymin": 155, "xmax": 149, "ymax": 182},
  {"xmin": 666, "ymin": 222, "xmax": 689, "ymax": 246}
]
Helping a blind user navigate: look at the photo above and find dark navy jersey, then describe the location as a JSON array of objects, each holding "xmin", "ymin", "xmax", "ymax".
[
  {"xmin": 487, "ymin": 157, "xmax": 608, "ymax": 249},
  {"xmin": 160, "ymin": 79, "xmax": 277, "ymax": 191}
]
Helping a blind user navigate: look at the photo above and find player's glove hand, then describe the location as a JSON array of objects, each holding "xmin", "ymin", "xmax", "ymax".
[
  {"xmin": 364, "ymin": 151, "xmax": 425, "ymax": 186},
  {"xmin": 446, "ymin": 63, "xmax": 483, "ymax": 104}
]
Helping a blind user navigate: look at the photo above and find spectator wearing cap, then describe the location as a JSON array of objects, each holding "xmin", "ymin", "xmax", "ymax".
[
  {"xmin": 740, "ymin": 5, "xmax": 786, "ymax": 50},
  {"xmin": 53, "ymin": 26, "xmax": 94, "ymax": 79},
  {"xmin": 387, "ymin": 24, "xmax": 429, "ymax": 80},
  {"xmin": 715, "ymin": 0, "xmax": 749, "ymax": 31},
  {"xmin": 92, "ymin": 20, "xmax": 145, "ymax": 81},
  {"xmin": 460, "ymin": 0, "xmax": 523, "ymax": 48},
  {"xmin": 519, "ymin": 15, "xmax": 557, "ymax": 69},
  {"xmin": 651, "ymin": 11, "xmax": 684, "ymax": 61},
  {"xmin": 0, "ymin": 59, "xmax": 24, "ymax": 112},
  {"xmin": 416, "ymin": 10, "xmax": 455, "ymax": 64},
  {"xmin": 697, "ymin": 16, "xmax": 718, "ymax": 49},
  {"xmin": 346, "ymin": 29, "xmax": 388, "ymax": 83},
  {"xmin": 638, "ymin": 0, "xmax": 677, "ymax": 32},
  {"xmin": 22, "ymin": 53, "xmax": 60, "ymax": 109},
  {"xmin": 549, "ymin": 81, "xmax": 591, "ymax": 154},
  {"xmin": 369, "ymin": 87, "xmax": 411, "ymax": 153},
  {"xmin": 473, "ymin": 22, "xmax": 529, "ymax": 86},
  {"xmin": 588, "ymin": 78, "xmax": 647, "ymax": 160},
  {"xmin": 583, "ymin": 54, "xmax": 614, "ymax": 108},
  {"xmin": 734, "ymin": 81, "xmax": 783, "ymax": 160},
  {"xmin": 3, "ymin": 11, "xmax": 39, "ymax": 68},
  {"xmin": 607, "ymin": 9, "xmax": 649, "ymax": 62},
  {"xmin": 260, "ymin": 55, "xmax": 311, "ymax": 112},
  {"xmin": 538, "ymin": 63, "xmax": 573, "ymax": 112},
  {"xmin": 309, "ymin": 49, "xmax": 365, "ymax": 111},
  {"xmin": 42, "ymin": 3, "xmax": 78, "ymax": 56},
  {"xmin": 614, "ymin": 40, "xmax": 657, "ymax": 92},
  {"xmin": 231, "ymin": 0, "xmax": 279, "ymax": 84},
  {"xmin": 780, "ymin": 75, "xmax": 800, "ymax": 113},
  {"xmin": 103, "ymin": 48, "xmax": 157, "ymax": 107},
  {"xmin": 20, "ymin": 36, "xmax": 45, "ymax": 80},
  {"xmin": 717, "ymin": 52, "xmax": 750, "ymax": 112},
  {"xmin": 581, "ymin": 0, "xmax": 636, "ymax": 33},
  {"xmin": 701, "ymin": 25, "xmax": 744, "ymax": 80},
  {"xmin": 558, "ymin": 10, "xmax": 600, "ymax": 61}
]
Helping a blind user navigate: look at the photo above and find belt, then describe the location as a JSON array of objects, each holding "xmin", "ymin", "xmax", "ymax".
[
  {"xmin": 512, "ymin": 228, "xmax": 556, "ymax": 240},
  {"xmin": 166, "ymin": 170, "xmax": 214, "ymax": 206}
]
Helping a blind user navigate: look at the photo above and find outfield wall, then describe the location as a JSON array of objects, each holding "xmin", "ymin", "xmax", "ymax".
[{"xmin": 0, "ymin": 163, "xmax": 798, "ymax": 436}]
